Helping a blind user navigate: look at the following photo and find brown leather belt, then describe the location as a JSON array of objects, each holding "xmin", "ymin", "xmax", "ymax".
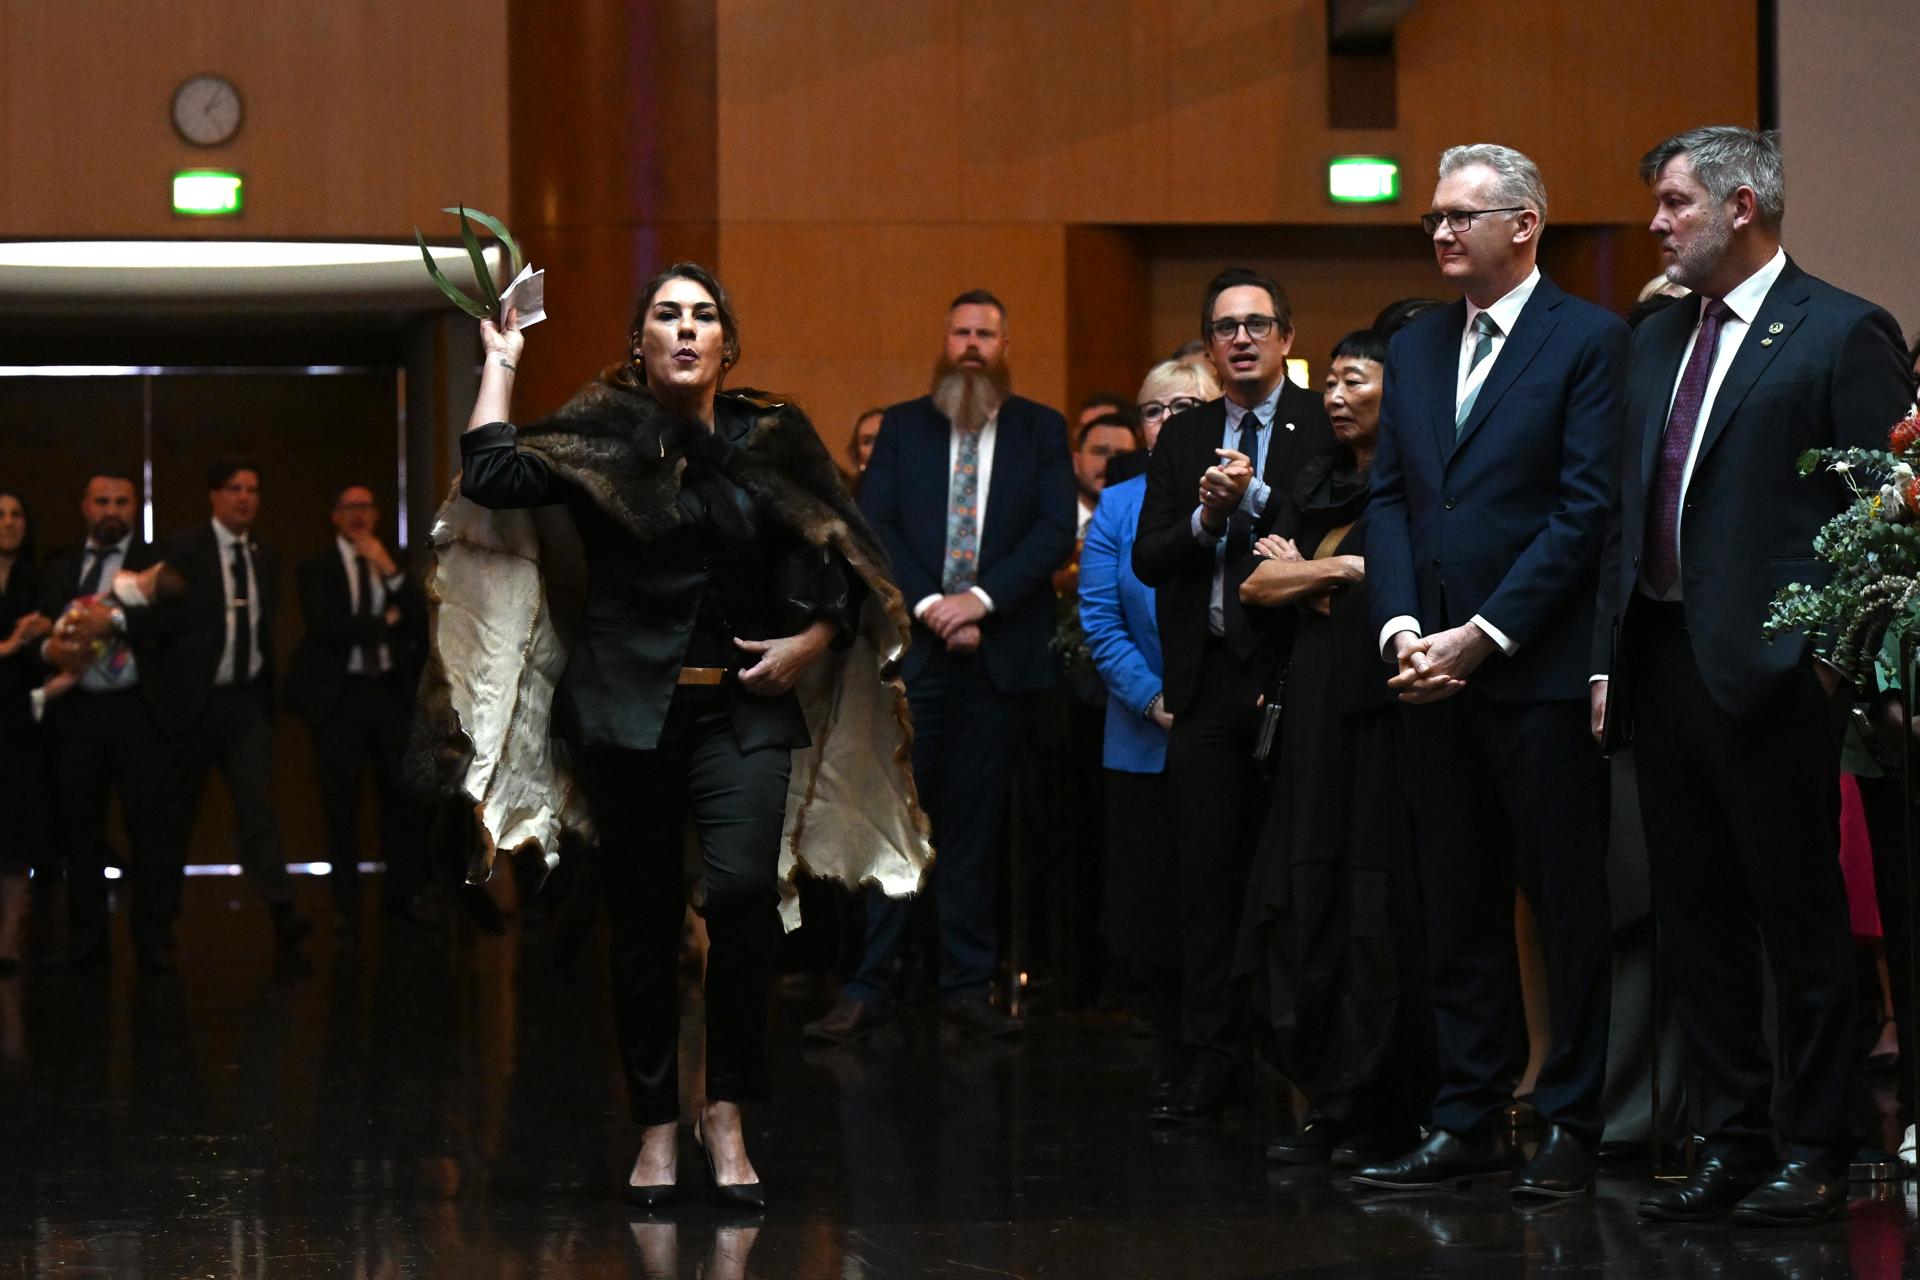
[{"xmin": 677, "ymin": 666, "xmax": 728, "ymax": 686}]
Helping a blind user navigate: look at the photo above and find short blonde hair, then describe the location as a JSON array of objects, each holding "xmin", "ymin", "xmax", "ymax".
[{"xmin": 1137, "ymin": 358, "xmax": 1220, "ymax": 408}]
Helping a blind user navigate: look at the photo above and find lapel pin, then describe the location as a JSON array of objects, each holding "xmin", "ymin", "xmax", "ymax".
[
  {"xmin": 1768, "ymin": 322, "xmax": 1784, "ymax": 334},
  {"xmin": 1760, "ymin": 338, "xmax": 1773, "ymax": 347}
]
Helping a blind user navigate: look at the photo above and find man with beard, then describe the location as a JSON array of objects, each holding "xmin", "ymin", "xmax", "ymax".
[
  {"xmin": 1596, "ymin": 127, "xmax": 1912, "ymax": 1226},
  {"xmin": 805, "ymin": 288, "xmax": 1076, "ymax": 1042},
  {"xmin": 37, "ymin": 475, "xmax": 185, "ymax": 972},
  {"xmin": 1133, "ymin": 267, "xmax": 1332, "ymax": 1122}
]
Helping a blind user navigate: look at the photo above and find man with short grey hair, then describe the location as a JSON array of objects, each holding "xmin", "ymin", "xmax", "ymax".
[
  {"xmin": 1355, "ymin": 143, "xmax": 1626, "ymax": 1197},
  {"xmin": 1595, "ymin": 126, "xmax": 1911, "ymax": 1226}
]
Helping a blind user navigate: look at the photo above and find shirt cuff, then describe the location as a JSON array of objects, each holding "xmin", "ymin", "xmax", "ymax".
[
  {"xmin": 1590, "ymin": 674, "xmax": 1609, "ymax": 684},
  {"xmin": 384, "ymin": 572, "xmax": 406, "ymax": 590},
  {"xmin": 1242, "ymin": 477, "xmax": 1271, "ymax": 520},
  {"xmin": 913, "ymin": 594, "xmax": 940, "ymax": 621},
  {"xmin": 1379, "ymin": 616, "xmax": 1422, "ymax": 662},
  {"xmin": 1190, "ymin": 507, "xmax": 1222, "ymax": 546},
  {"xmin": 1470, "ymin": 614, "xmax": 1517, "ymax": 657},
  {"xmin": 969, "ymin": 586, "xmax": 995, "ymax": 614}
]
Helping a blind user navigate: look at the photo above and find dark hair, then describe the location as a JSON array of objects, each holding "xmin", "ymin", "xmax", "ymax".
[
  {"xmin": 1329, "ymin": 329, "xmax": 1389, "ymax": 367},
  {"xmin": 1372, "ymin": 297, "xmax": 1445, "ymax": 338},
  {"xmin": 950, "ymin": 288, "xmax": 1006, "ymax": 317},
  {"xmin": 1171, "ymin": 339, "xmax": 1210, "ymax": 361},
  {"xmin": 1078, "ymin": 391, "xmax": 1141, "ymax": 428},
  {"xmin": 332, "ymin": 482, "xmax": 376, "ymax": 507},
  {"xmin": 207, "ymin": 457, "xmax": 260, "ymax": 490},
  {"xmin": 847, "ymin": 408, "xmax": 887, "ymax": 463},
  {"xmin": 1076, "ymin": 413, "xmax": 1144, "ymax": 452},
  {"xmin": 84, "ymin": 473, "xmax": 139, "ymax": 496},
  {"xmin": 1200, "ymin": 268, "xmax": 1292, "ymax": 339},
  {"xmin": 0, "ymin": 488, "xmax": 36, "ymax": 567},
  {"xmin": 628, "ymin": 261, "xmax": 741, "ymax": 373},
  {"xmin": 1627, "ymin": 292, "xmax": 1685, "ymax": 331}
]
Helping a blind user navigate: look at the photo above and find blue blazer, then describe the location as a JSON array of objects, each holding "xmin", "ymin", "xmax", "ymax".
[
  {"xmin": 859, "ymin": 393, "xmax": 1078, "ymax": 692},
  {"xmin": 1367, "ymin": 274, "xmax": 1629, "ymax": 702},
  {"xmin": 1078, "ymin": 474, "xmax": 1167, "ymax": 772}
]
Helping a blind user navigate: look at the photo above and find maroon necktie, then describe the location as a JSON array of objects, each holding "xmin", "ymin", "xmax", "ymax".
[{"xmin": 1643, "ymin": 298, "xmax": 1732, "ymax": 596}]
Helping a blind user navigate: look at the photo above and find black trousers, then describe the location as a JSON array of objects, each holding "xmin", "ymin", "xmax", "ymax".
[
  {"xmin": 1104, "ymin": 768, "xmax": 1181, "ymax": 1078},
  {"xmin": 163, "ymin": 684, "xmax": 294, "ymax": 915},
  {"xmin": 1630, "ymin": 605, "xmax": 1856, "ymax": 1168},
  {"xmin": 309, "ymin": 673, "xmax": 418, "ymax": 913},
  {"xmin": 576, "ymin": 690, "xmax": 788, "ymax": 1126},
  {"xmin": 1165, "ymin": 636, "xmax": 1265, "ymax": 1080},
  {"xmin": 1401, "ymin": 687, "xmax": 1612, "ymax": 1141},
  {"xmin": 48, "ymin": 688, "xmax": 178, "ymax": 952}
]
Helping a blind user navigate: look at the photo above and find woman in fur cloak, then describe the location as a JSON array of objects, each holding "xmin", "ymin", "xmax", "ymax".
[{"xmin": 413, "ymin": 262, "xmax": 930, "ymax": 1210}]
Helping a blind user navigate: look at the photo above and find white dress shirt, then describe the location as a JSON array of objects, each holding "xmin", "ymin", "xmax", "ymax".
[
  {"xmin": 1378, "ymin": 267, "xmax": 1541, "ymax": 661},
  {"xmin": 913, "ymin": 411, "xmax": 1000, "ymax": 619},
  {"xmin": 212, "ymin": 518, "xmax": 265, "ymax": 686},
  {"xmin": 1644, "ymin": 247, "xmax": 1790, "ymax": 602},
  {"xmin": 336, "ymin": 535, "xmax": 405, "ymax": 675},
  {"xmin": 1189, "ymin": 382, "xmax": 1293, "ymax": 636}
]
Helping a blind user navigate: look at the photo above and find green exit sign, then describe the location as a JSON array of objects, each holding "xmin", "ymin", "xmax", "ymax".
[
  {"xmin": 173, "ymin": 170, "xmax": 244, "ymax": 217},
  {"xmin": 1328, "ymin": 156, "xmax": 1399, "ymax": 204}
]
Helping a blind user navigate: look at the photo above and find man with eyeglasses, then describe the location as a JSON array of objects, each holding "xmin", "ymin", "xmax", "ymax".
[
  {"xmin": 1133, "ymin": 267, "xmax": 1331, "ymax": 1123},
  {"xmin": 1354, "ymin": 144, "xmax": 1627, "ymax": 1198}
]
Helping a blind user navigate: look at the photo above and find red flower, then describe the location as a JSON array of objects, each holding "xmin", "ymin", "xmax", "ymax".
[
  {"xmin": 1905, "ymin": 475, "xmax": 1920, "ymax": 514},
  {"xmin": 1892, "ymin": 411, "xmax": 1920, "ymax": 455}
]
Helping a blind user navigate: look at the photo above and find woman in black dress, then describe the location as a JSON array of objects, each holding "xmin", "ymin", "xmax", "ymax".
[
  {"xmin": 445, "ymin": 263, "xmax": 921, "ymax": 1211},
  {"xmin": 0, "ymin": 490, "xmax": 53, "ymax": 972},
  {"xmin": 1237, "ymin": 331, "xmax": 1433, "ymax": 1166}
]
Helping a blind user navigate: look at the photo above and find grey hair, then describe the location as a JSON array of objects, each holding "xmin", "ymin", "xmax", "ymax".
[
  {"xmin": 1438, "ymin": 143, "xmax": 1548, "ymax": 222},
  {"xmin": 1640, "ymin": 126, "xmax": 1785, "ymax": 229}
]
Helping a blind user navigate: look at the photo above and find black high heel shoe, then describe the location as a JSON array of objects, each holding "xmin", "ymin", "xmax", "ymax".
[
  {"xmin": 624, "ymin": 1130, "xmax": 678, "ymax": 1209},
  {"xmin": 694, "ymin": 1117, "xmax": 766, "ymax": 1212}
]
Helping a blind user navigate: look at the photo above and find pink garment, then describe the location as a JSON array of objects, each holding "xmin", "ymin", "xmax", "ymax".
[{"xmin": 1840, "ymin": 772, "xmax": 1883, "ymax": 939}]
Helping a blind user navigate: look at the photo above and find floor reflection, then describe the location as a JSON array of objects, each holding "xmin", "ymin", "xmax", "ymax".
[{"xmin": 1, "ymin": 876, "xmax": 1919, "ymax": 1277}]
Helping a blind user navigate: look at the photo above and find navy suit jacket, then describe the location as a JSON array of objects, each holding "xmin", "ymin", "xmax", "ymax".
[
  {"xmin": 1367, "ymin": 273, "xmax": 1629, "ymax": 702},
  {"xmin": 1594, "ymin": 257, "xmax": 1912, "ymax": 720},
  {"xmin": 858, "ymin": 393, "xmax": 1077, "ymax": 692}
]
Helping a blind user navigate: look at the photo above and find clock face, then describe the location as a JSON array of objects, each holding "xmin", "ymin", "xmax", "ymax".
[{"xmin": 171, "ymin": 74, "xmax": 243, "ymax": 147}]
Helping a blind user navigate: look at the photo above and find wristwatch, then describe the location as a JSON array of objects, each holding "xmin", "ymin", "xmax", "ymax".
[{"xmin": 1144, "ymin": 692, "xmax": 1164, "ymax": 720}]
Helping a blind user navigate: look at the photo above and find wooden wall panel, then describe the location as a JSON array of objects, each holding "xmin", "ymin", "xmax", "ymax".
[{"xmin": 0, "ymin": 0, "xmax": 508, "ymax": 239}]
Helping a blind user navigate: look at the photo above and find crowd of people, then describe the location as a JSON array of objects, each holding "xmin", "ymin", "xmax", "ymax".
[{"xmin": 5, "ymin": 123, "xmax": 1919, "ymax": 1226}]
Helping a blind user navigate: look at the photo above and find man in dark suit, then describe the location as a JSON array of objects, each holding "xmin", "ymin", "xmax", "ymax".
[
  {"xmin": 37, "ymin": 475, "xmax": 185, "ymax": 972},
  {"xmin": 806, "ymin": 288, "xmax": 1077, "ymax": 1042},
  {"xmin": 1353, "ymin": 145, "xmax": 1626, "ymax": 1197},
  {"xmin": 1132, "ymin": 267, "xmax": 1332, "ymax": 1121},
  {"xmin": 283, "ymin": 484, "xmax": 426, "ymax": 937},
  {"xmin": 1595, "ymin": 127, "xmax": 1912, "ymax": 1226},
  {"xmin": 147, "ymin": 458, "xmax": 310, "ymax": 956}
]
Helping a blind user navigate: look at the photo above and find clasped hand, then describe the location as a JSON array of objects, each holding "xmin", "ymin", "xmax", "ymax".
[
  {"xmin": 733, "ymin": 619, "xmax": 837, "ymax": 697},
  {"xmin": 1198, "ymin": 449, "xmax": 1255, "ymax": 533},
  {"xmin": 1387, "ymin": 624, "xmax": 1495, "ymax": 704},
  {"xmin": 922, "ymin": 591, "xmax": 987, "ymax": 644}
]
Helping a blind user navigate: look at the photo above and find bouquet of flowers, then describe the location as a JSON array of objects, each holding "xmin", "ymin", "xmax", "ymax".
[{"xmin": 1764, "ymin": 407, "xmax": 1920, "ymax": 680}]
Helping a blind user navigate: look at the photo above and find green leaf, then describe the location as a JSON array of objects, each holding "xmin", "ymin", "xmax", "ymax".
[
  {"xmin": 457, "ymin": 207, "xmax": 501, "ymax": 318},
  {"xmin": 445, "ymin": 206, "xmax": 523, "ymax": 278},
  {"xmin": 415, "ymin": 229, "xmax": 490, "ymax": 319}
]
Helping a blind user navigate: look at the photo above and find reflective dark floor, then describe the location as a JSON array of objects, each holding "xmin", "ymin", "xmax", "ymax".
[{"xmin": 2, "ymin": 876, "xmax": 1918, "ymax": 1279}]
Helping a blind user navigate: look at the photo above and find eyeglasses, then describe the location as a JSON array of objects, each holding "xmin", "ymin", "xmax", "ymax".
[
  {"xmin": 1208, "ymin": 314, "xmax": 1280, "ymax": 343},
  {"xmin": 1137, "ymin": 396, "xmax": 1203, "ymax": 423},
  {"xmin": 1420, "ymin": 207, "xmax": 1526, "ymax": 236}
]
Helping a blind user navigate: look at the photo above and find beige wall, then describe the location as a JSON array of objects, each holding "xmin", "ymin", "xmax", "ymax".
[
  {"xmin": 0, "ymin": 0, "xmax": 508, "ymax": 238},
  {"xmin": 1779, "ymin": 0, "xmax": 1920, "ymax": 346}
]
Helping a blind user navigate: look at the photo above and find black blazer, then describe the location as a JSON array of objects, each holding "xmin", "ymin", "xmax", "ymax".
[
  {"xmin": 282, "ymin": 546, "xmax": 427, "ymax": 724},
  {"xmin": 141, "ymin": 524, "xmax": 281, "ymax": 735},
  {"xmin": 1132, "ymin": 382, "xmax": 1332, "ymax": 715},
  {"xmin": 459, "ymin": 401, "xmax": 853, "ymax": 753},
  {"xmin": 858, "ymin": 393, "xmax": 1078, "ymax": 693},
  {"xmin": 1594, "ymin": 257, "xmax": 1913, "ymax": 720},
  {"xmin": 1367, "ymin": 274, "xmax": 1628, "ymax": 702},
  {"xmin": 37, "ymin": 540, "xmax": 181, "ymax": 722}
]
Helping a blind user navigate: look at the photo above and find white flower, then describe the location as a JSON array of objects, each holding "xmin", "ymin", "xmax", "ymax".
[
  {"xmin": 1833, "ymin": 460, "xmax": 1854, "ymax": 475},
  {"xmin": 1895, "ymin": 462, "xmax": 1915, "ymax": 483}
]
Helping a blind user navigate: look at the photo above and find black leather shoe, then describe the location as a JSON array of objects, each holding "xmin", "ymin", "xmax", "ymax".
[
  {"xmin": 1267, "ymin": 1117, "xmax": 1344, "ymax": 1165},
  {"xmin": 1637, "ymin": 1149, "xmax": 1773, "ymax": 1222},
  {"xmin": 1332, "ymin": 1125, "xmax": 1424, "ymax": 1169},
  {"xmin": 803, "ymin": 997, "xmax": 891, "ymax": 1045},
  {"xmin": 1513, "ymin": 1125, "xmax": 1596, "ymax": 1200},
  {"xmin": 624, "ymin": 1181, "xmax": 677, "ymax": 1210},
  {"xmin": 1350, "ymin": 1130, "xmax": 1507, "ymax": 1189},
  {"xmin": 939, "ymin": 997, "xmax": 1024, "ymax": 1041},
  {"xmin": 1151, "ymin": 1067, "xmax": 1236, "ymax": 1126},
  {"xmin": 1729, "ymin": 1160, "xmax": 1847, "ymax": 1227},
  {"xmin": 695, "ymin": 1120, "xmax": 765, "ymax": 1213}
]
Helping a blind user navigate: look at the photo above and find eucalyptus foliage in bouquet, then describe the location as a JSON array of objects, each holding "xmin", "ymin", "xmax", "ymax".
[
  {"xmin": 1764, "ymin": 407, "xmax": 1920, "ymax": 679},
  {"xmin": 414, "ymin": 206, "xmax": 523, "ymax": 320}
]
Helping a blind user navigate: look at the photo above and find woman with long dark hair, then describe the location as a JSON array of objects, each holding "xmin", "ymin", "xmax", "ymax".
[
  {"xmin": 416, "ymin": 263, "xmax": 928, "ymax": 1211},
  {"xmin": 0, "ymin": 490, "xmax": 53, "ymax": 972}
]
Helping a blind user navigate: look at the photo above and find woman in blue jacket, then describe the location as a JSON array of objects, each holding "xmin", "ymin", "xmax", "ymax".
[{"xmin": 1079, "ymin": 357, "xmax": 1218, "ymax": 1111}]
